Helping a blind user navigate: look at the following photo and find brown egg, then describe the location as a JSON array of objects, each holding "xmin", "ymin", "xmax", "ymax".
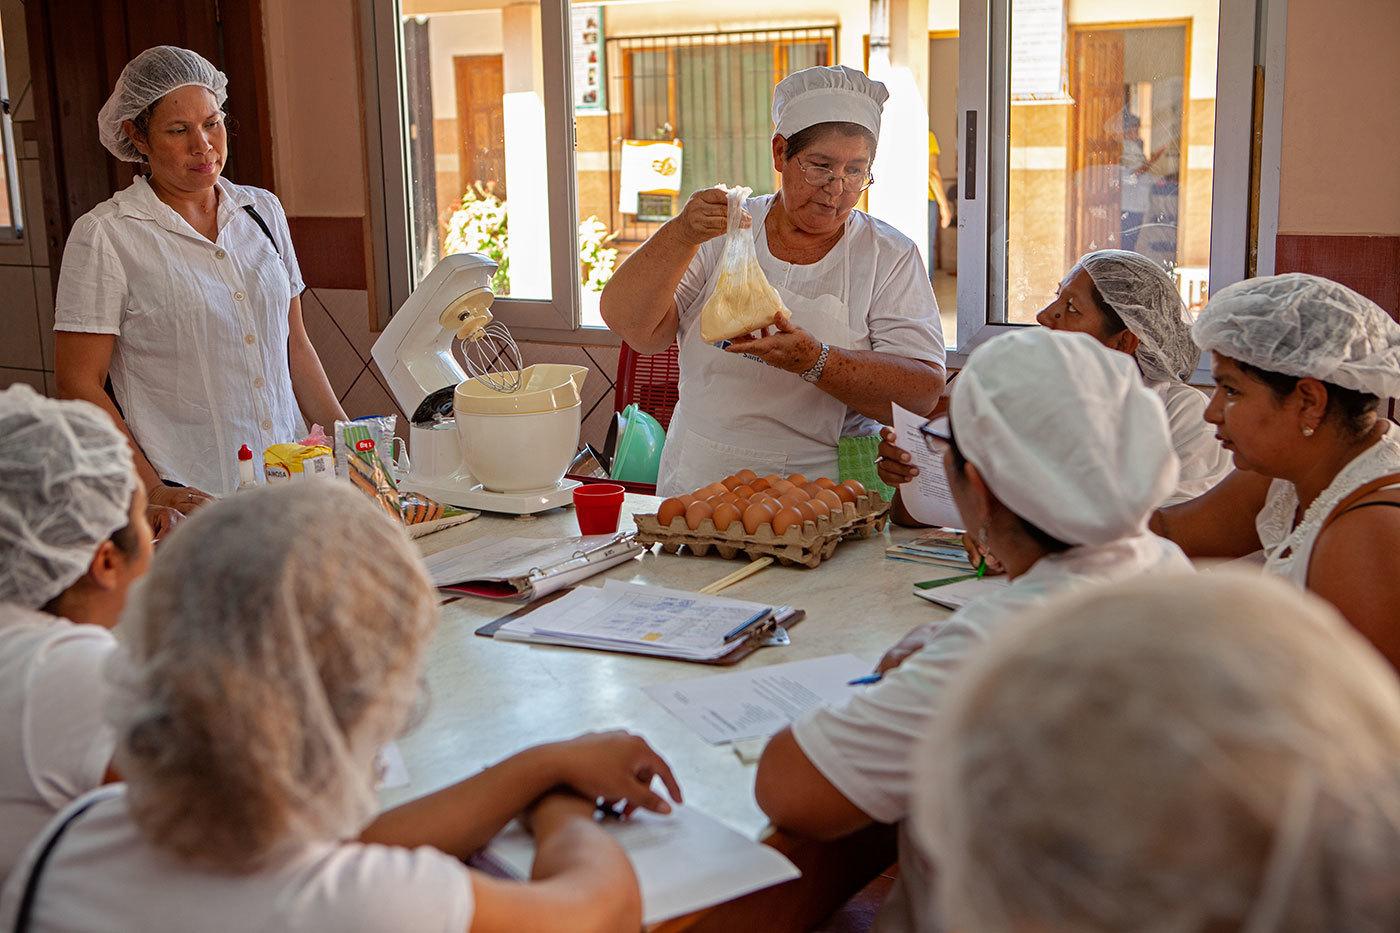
[
  {"xmin": 770, "ymin": 479, "xmax": 795, "ymax": 495},
  {"xmin": 657, "ymin": 498, "xmax": 687, "ymax": 527},
  {"xmin": 685, "ymin": 500, "xmax": 714, "ymax": 530},
  {"xmin": 735, "ymin": 469, "xmax": 759, "ymax": 484},
  {"xmin": 832, "ymin": 483, "xmax": 858, "ymax": 504},
  {"xmin": 816, "ymin": 488, "xmax": 845, "ymax": 513},
  {"xmin": 749, "ymin": 478, "xmax": 772, "ymax": 493},
  {"xmin": 742, "ymin": 501, "xmax": 776, "ymax": 535},
  {"xmin": 813, "ymin": 477, "xmax": 838, "ymax": 490},
  {"xmin": 678, "ymin": 493, "xmax": 697, "ymax": 507},
  {"xmin": 785, "ymin": 473, "xmax": 808, "ymax": 487},
  {"xmin": 771, "ymin": 506, "xmax": 803, "ymax": 536},
  {"xmin": 722, "ymin": 475, "xmax": 744, "ymax": 491},
  {"xmin": 717, "ymin": 491, "xmax": 739, "ymax": 506},
  {"xmin": 777, "ymin": 491, "xmax": 807, "ymax": 509},
  {"xmin": 732, "ymin": 496, "xmax": 752, "ymax": 512},
  {"xmin": 711, "ymin": 502, "xmax": 741, "ymax": 532},
  {"xmin": 763, "ymin": 473, "xmax": 783, "ymax": 485},
  {"xmin": 734, "ymin": 484, "xmax": 756, "ymax": 499},
  {"xmin": 703, "ymin": 482, "xmax": 729, "ymax": 498},
  {"xmin": 794, "ymin": 500, "xmax": 819, "ymax": 524},
  {"xmin": 807, "ymin": 497, "xmax": 831, "ymax": 521},
  {"xmin": 802, "ymin": 482, "xmax": 825, "ymax": 498},
  {"xmin": 840, "ymin": 479, "xmax": 867, "ymax": 501}
]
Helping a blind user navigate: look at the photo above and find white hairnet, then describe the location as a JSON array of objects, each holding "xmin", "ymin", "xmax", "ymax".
[
  {"xmin": 1193, "ymin": 273, "xmax": 1400, "ymax": 398},
  {"xmin": 913, "ymin": 572, "xmax": 1400, "ymax": 933},
  {"xmin": 106, "ymin": 481, "xmax": 440, "ymax": 871},
  {"xmin": 948, "ymin": 328, "xmax": 1178, "ymax": 546},
  {"xmin": 98, "ymin": 46, "xmax": 229, "ymax": 162},
  {"xmin": 1069, "ymin": 249, "xmax": 1199, "ymax": 383},
  {"xmin": 0, "ymin": 384, "xmax": 136, "ymax": 610},
  {"xmin": 773, "ymin": 65, "xmax": 888, "ymax": 140}
]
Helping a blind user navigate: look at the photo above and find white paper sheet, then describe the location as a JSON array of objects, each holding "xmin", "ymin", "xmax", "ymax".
[
  {"xmin": 497, "ymin": 581, "xmax": 774, "ymax": 660},
  {"xmin": 912, "ymin": 576, "xmax": 1011, "ymax": 610},
  {"xmin": 422, "ymin": 534, "xmax": 623, "ymax": 586},
  {"xmin": 891, "ymin": 403, "xmax": 964, "ymax": 529},
  {"xmin": 643, "ymin": 655, "xmax": 871, "ymax": 744},
  {"xmin": 482, "ymin": 805, "xmax": 800, "ymax": 925}
]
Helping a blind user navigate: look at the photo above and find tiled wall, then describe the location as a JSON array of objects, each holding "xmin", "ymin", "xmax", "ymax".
[{"xmin": 0, "ymin": 0, "xmax": 55, "ymax": 395}]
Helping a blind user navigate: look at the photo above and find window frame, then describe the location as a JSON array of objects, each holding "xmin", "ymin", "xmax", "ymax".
[
  {"xmin": 0, "ymin": 18, "xmax": 24, "ymax": 242},
  {"xmin": 362, "ymin": 0, "xmax": 580, "ymax": 338},
  {"xmin": 952, "ymin": 0, "xmax": 1275, "ymax": 371}
]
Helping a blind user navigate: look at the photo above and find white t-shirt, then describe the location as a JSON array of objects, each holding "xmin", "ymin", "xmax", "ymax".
[
  {"xmin": 0, "ymin": 605, "xmax": 116, "ymax": 885},
  {"xmin": 1150, "ymin": 380, "xmax": 1233, "ymax": 505},
  {"xmin": 54, "ymin": 175, "xmax": 306, "ymax": 496},
  {"xmin": 791, "ymin": 532, "xmax": 1192, "ymax": 932},
  {"xmin": 0, "ymin": 786, "xmax": 476, "ymax": 933}
]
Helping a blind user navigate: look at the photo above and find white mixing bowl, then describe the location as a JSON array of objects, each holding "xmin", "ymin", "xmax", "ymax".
[{"xmin": 455, "ymin": 404, "xmax": 582, "ymax": 492}]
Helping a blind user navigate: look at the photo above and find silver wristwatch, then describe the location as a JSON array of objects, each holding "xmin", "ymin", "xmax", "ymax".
[{"xmin": 800, "ymin": 343, "xmax": 830, "ymax": 383}]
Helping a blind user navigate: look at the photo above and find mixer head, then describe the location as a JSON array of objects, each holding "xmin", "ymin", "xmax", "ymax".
[{"xmin": 443, "ymin": 290, "xmax": 525, "ymax": 393}]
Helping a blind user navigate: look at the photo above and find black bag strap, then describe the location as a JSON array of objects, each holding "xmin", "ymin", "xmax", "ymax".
[
  {"xmin": 242, "ymin": 204, "xmax": 281, "ymax": 257},
  {"xmin": 13, "ymin": 796, "xmax": 103, "ymax": 932}
]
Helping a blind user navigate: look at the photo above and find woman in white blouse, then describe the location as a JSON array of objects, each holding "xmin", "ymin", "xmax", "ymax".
[{"xmin": 54, "ymin": 46, "xmax": 345, "ymax": 507}]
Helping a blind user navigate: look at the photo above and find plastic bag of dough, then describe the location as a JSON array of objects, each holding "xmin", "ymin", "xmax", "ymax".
[{"xmin": 699, "ymin": 186, "xmax": 789, "ymax": 343}]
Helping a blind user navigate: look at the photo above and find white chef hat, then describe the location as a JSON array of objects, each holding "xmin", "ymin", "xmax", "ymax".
[
  {"xmin": 946, "ymin": 328, "xmax": 1178, "ymax": 546},
  {"xmin": 772, "ymin": 65, "xmax": 888, "ymax": 140},
  {"xmin": 0, "ymin": 384, "xmax": 136, "ymax": 609},
  {"xmin": 1192, "ymin": 273, "xmax": 1400, "ymax": 399},
  {"xmin": 99, "ymin": 46, "xmax": 229, "ymax": 162}
]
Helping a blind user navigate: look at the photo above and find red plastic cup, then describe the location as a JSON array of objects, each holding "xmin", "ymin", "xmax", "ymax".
[{"xmin": 573, "ymin": 483, "xmax": 626, "ymax": 535}]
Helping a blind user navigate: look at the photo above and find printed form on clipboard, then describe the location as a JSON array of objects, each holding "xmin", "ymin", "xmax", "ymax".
[
  {"xmin": 488, "ymin": 581, "xmax": 800, "ymax": 662},
  {"xmin": 422, "ymin": 534, "xmax": 644, "ymax": 600}
]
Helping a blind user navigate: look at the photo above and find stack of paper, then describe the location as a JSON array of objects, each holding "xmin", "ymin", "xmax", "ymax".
[
  {"xmin": 643, "ymin": 655, "xmax": 871, "ymax": 744},
  {"xmin": 494, "ymin": 581, "xmax": 780, "ymax": 661},
  {"xmin": 479, "ymin": 805, "xmax": 801, "ymax": 926},
  {"xmin": 886, "ymin": 529, "xmax": 974, "ymax": 569}
]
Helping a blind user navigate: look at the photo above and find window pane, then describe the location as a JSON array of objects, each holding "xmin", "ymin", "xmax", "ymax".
[
  {"xmin": 574, "ymin": 17, "xmax": 836, "ymax": 327},
  {"xmin": 400, "ymin": 5, "xmax": 553, "ymax": 300},
  {"xmin": 927, "ymin": 5, "xmax": 960, "ymax": 347},
  {"xmin": 0, "ymin": 9, "xmax": 14, "ymax": 230},
  {"xmin": 1004, "ymin": 3, "xmax": 1217, "ymax": 323}
]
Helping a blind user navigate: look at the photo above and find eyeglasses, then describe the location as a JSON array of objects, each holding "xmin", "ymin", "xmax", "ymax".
[
  {"xmin": 919, "ymin": 415, "xmax": 953, "ymax": 456},
  {"xmin": 795, "ymin": 156, "xmax": 874, "ymax": 193}
]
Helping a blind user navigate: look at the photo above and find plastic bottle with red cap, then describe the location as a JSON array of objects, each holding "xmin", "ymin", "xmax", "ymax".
[{"xmin": 236, "ymin": 444, "xmax": 259, "ymax": 490}]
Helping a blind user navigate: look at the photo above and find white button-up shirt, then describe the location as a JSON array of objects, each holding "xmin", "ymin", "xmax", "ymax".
[{"xmin": 54, "ymin": 176, "xmax": 305, "ymax": 496}]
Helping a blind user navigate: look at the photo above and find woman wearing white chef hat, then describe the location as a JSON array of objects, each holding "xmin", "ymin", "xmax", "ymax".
[
  {"xmin": 754, "ymin": 328, "xmax": 1192, "ymax": 933},
  {"xmin": 602, "ymin": 65, "xmax": 946, "ymax": 497},
  {"xmin": 53, "ymin": 46, "xmax": 346, "ymax": 509}
]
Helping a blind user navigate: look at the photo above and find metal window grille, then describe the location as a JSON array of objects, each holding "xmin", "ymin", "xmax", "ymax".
[{"xmin": 605, "ymin": 26, "xmax": 836, "ymax": 243}]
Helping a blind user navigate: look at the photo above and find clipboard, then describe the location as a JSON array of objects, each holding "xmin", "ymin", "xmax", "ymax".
[
  {"xmin": 474, "ymin": 588, "xmax": 806, "ymax": 666},
  {"xmin": 434, "ymin": 534, "xmax": 644, "ymax": 600}
]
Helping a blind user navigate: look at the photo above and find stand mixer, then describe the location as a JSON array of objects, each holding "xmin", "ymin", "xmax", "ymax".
[{"xmin": 372, "ymin": 253, "xmax": 589, "ymax": 514}]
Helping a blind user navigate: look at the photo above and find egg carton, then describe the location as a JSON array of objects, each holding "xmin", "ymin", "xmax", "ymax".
[{"xmin": 633, "ymin": 492, "xmax": 891, "ymax": 569}]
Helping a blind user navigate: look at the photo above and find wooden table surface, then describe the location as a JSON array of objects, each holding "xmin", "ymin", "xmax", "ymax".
[{"xmin": 383, "ymin": 494, "xmax": 955, "ymax": 929}]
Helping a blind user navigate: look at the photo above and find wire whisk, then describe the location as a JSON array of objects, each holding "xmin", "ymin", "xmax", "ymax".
[{"xmin": 461, "ymin": 318, "xmax": 524, "ymax": 393}]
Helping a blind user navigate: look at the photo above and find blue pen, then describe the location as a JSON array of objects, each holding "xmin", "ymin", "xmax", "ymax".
[
  {"xmin": 847, "ymin": 673, "xmax": 883, "ymax": 686},
  {"xmin": 722, "ymin": 608, "xmax": 774, "ymax": 643}
]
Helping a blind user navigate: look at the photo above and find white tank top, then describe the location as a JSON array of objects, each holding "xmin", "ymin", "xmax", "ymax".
[{"xmin": 1257, "ymin": 429, "xmax": 1400, "ymax": 586}]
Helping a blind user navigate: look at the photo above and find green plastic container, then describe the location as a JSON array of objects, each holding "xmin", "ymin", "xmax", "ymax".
[{"xmin": 609, "ymin": 403, "xmax": 666, "ymax": 484}]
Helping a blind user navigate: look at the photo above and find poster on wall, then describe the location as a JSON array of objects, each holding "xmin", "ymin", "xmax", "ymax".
[
  {"xmin": 1010, "ymin": 0, "xmax": 1067, "ymax": 100},
  {"xmin": 572, "ymin": 6, "xmax": 607, "ymax": 113},
  {"xmin": 618, "ymin": 139, "xmax": 683, "ymax": 215}
]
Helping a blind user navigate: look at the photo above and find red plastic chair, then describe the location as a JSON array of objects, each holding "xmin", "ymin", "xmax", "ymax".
[{"xmin": 613, "ymin": 341, "xmax": 681, "ymax": 430}]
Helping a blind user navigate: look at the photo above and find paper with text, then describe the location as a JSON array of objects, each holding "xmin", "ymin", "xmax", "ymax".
[
  {"xmin": 891, "ymin": 403, "xmax": 964, "ymax": 529},
  {"xmin": 482, "ymin": 804, "xmax": 800, "ymax": 925},
  {"xmin": 644, "ymin": 655, "xmax": 871, "ymax": 744}
]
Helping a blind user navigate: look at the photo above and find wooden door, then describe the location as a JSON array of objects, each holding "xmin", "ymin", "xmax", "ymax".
[
  {"xmin": 25, "ymin": 0, "xmax": 271, "ymax": 273},
  {"xmin": 453, "ymin": 55, "xmax": 505, "ymax": 199},
  {"xmin": 1068, "ymin": 29, "xmax": 1125, "ymax": 260}
]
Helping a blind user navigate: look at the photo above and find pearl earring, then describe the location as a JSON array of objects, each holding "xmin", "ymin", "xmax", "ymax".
[{"xmin": 1302, "ymin": 426, "xmax": 1315, "ymax": 437}]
